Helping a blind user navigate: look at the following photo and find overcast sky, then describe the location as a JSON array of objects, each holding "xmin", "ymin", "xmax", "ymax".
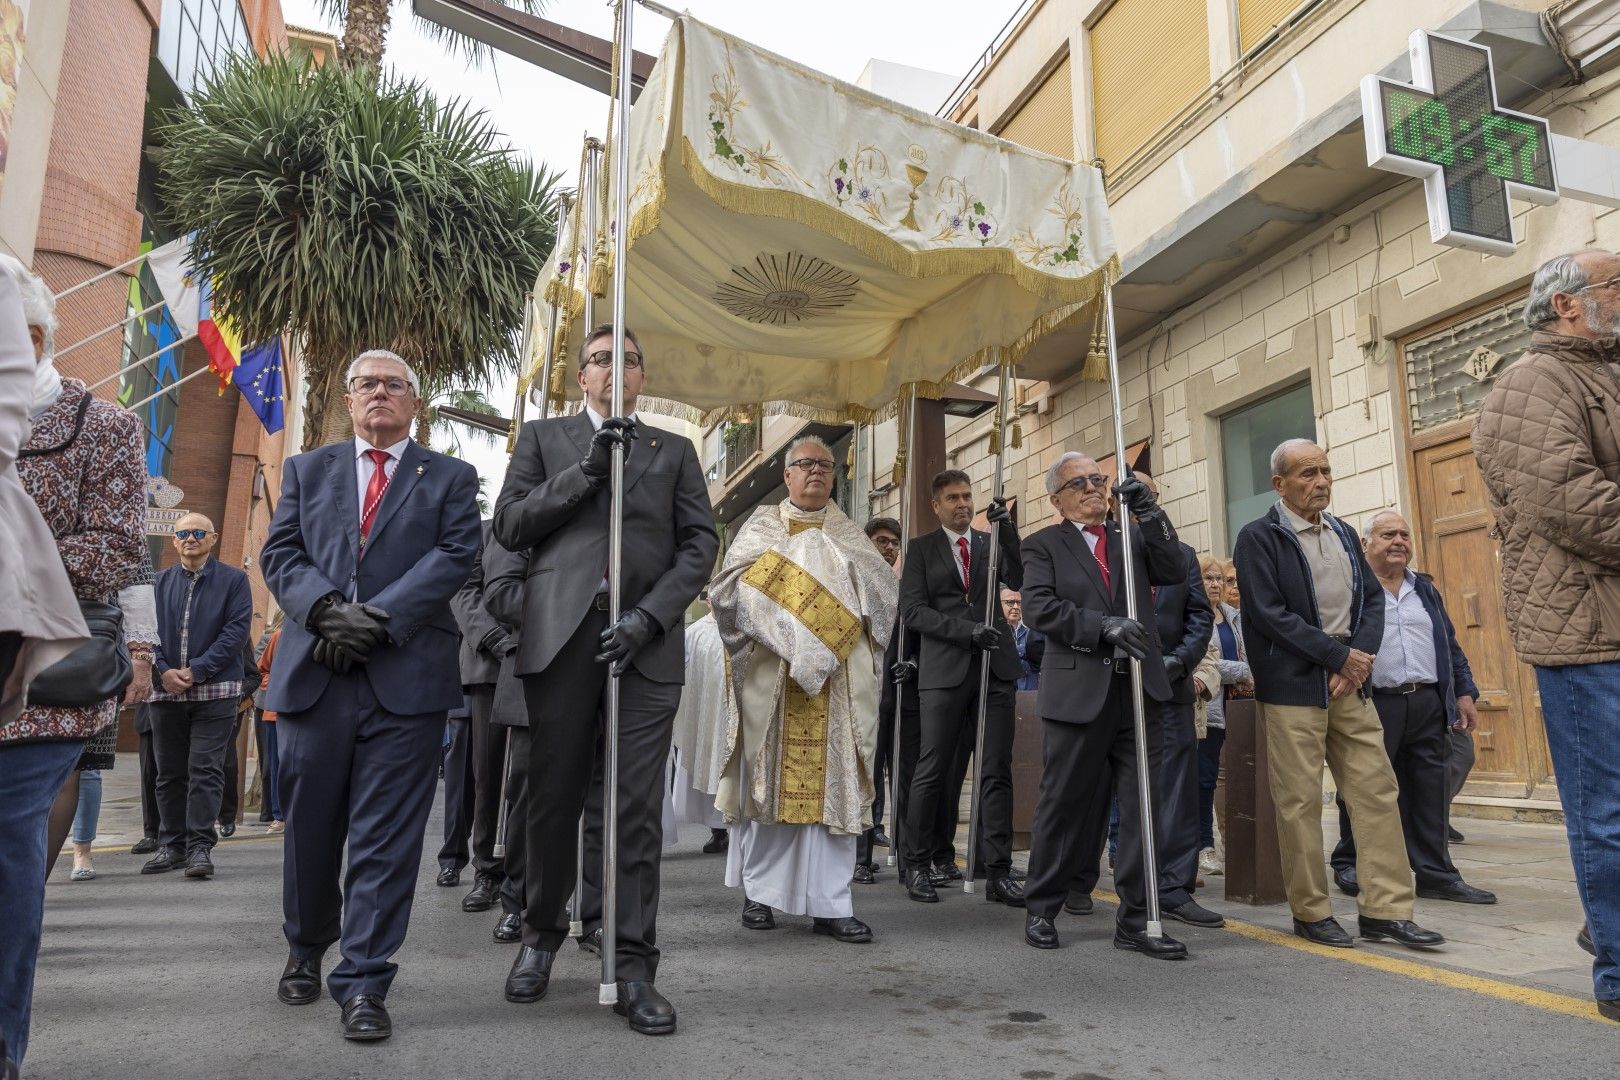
[{"xmin": 280, "ymin": 0, "xmax": 1025, "ymax": 493}]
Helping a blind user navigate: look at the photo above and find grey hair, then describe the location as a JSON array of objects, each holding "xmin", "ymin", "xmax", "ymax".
[
  {"xmin": 0, "ymin": 253, "xmax": 57, "ymax": 357},
  {"xmin": 346, "ymin": 349, "xmax": 420, "ymax": 396},
  {"xmin": 1360, "ymin": 508, "xmax": 1405, "ymax": 540},
  {"xmin": 785, "ymin": 434, "xmax": 834, "ymax": 461},
  {"xmin": 1270, "ymin": 438, "xmax": 1319, "ymax": 478},
  {"xmin": 1045, "ymin": 450, "xmax": 1093, "ymax": 495},
  {"xmin": 1524, "ymin": 254, "xmax": 1593, "ymax": 330}
]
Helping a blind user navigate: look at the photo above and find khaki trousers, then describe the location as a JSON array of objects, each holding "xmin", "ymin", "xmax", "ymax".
[{"xmin": 1262, "ymin": 694, "xmax": 1414, "ymax": 922}]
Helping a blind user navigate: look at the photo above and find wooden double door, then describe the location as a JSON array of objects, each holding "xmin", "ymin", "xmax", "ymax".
[{"xmin": 1410, "ymin": 428, "xmax": 1555, "ymax": 800}]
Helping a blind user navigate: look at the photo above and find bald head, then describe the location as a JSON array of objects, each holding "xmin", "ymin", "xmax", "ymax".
[
  {"xmin": 1270, "ymin": 439, "xmax": 1332, "ymax": 521},
  {"xmin": 172, "ymin": 512, "xmax": 218, "ymax": 568}
]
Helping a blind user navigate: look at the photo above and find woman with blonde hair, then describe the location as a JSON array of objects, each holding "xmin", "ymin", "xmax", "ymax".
[{"xmin": 1195, "ymin": 554, "xmax": 1251, "ymax": 876}]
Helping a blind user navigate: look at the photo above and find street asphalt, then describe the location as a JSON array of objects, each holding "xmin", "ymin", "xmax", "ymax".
[{"xmin": 26, "ymin": 780, "xmax": 1618, "ymax": 1080}]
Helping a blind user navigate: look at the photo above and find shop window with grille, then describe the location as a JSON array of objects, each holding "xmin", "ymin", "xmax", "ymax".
[{"xmin": 1403, "ymin": 298, "xmax": 1530, "ymax": 433}]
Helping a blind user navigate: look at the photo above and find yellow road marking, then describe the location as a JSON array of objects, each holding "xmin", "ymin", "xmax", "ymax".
[{"xmin": 1093, "ymin": 888, "xmax": 1607, "ymax": 1024}]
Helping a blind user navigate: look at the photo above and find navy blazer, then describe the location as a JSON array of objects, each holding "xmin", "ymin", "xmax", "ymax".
[
  {"xmin": 1410, "ymin": 571, "xmax": 1480, "ymax": 727},
  {"xmin": 152, "ymin": 560, "xmax": 254, "ymax": 685},
  {"xmin": 1151, "ymin": 541, "xmax": 1215, "ymax": 705},
  {"xmin": 259, "ymin": 438, "xmax": 481, "ymax": 716}
]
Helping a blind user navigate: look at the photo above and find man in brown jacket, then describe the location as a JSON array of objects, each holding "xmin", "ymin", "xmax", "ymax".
[{"xmin": 1473, "ymin": 249, "xmax": 1620, "ymax": 1024}]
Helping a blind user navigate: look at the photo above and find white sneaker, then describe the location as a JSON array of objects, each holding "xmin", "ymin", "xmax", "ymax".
[{"xmin": 1199, "ymin": 847, "xmax": 1224, "ymax": 876}]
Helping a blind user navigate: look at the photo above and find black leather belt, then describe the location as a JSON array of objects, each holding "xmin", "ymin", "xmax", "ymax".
[
  {"xmin": 1372, "ymin": 681, "xmax": 1435, "ymax": 696},
  {"xmin": 591, "ymin": 593, "xmax": 611, "ymax": 612}
]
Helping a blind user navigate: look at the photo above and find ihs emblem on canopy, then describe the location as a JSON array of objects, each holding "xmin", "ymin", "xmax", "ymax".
[{"xmin": 715, "ymin": 252, "xmax": 860, "ymax": 326}]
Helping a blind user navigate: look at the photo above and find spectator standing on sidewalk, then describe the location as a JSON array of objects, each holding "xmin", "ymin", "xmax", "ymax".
[
  {"xmin": 1473, "ymin": 249, "xmax": 1620, "ymax": 1024},
  {"xmin": 1196, "ymin": 553, "xmax": 1251, "ymax": 877},
  {"xmin": 146, "ymin": 513, "xmax": 253, "ymax": 880},
  {"xmin": 256, "ymin": 622, "xmax": 285, "ymax": 833}
]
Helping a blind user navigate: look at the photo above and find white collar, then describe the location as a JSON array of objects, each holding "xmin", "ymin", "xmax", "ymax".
[
  {"xmin": 584, "ymin": 404, "xmax": 640, "ymax": 431},
  {"xmin": 941, "ymin": 525, "xmax": 970, "ymax": 546},
  {"xmin": 355, "ymin": 435, "xmax": 410, "ymax": 460}
]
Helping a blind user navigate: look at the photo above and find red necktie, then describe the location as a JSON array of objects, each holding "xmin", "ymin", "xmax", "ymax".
[
  {"xmin": 957, "ymin": 536, "xmax": 971, "ymax": 592},
  {"xmin": 1084, "ymin": 524, "xmax": 1111, "ymax": 593},
  {"xmin": 360, "ymin": 449, "xmax": 392, "ymax": 541}
]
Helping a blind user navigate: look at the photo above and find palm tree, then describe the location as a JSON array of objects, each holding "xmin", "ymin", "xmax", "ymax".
[
  {"xmin": 314, "ymin": 1, "xmax": 550, "ymax": 73},
  {"xmin": 416, "ymin": 382, "xmax": 500, "ymax": 456},
  {"xmin": 154, "ymin": 56, "xmax": 560, "ymax": 449}
]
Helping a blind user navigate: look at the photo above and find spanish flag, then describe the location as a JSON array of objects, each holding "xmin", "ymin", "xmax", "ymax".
[{"xmin": 196, "ymin": 279, "xmax": 242, "ymax": 394}]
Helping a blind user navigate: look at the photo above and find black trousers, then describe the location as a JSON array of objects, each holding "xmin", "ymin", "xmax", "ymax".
[
  {"xmin": 521, "ymin": 609, "xmax": 679, "ymax": 981},
  {"xmin": 438, "ymin": 686, "xmax": 506, "ymax": 879},
  {"xmin": 903, "ymin": 663, "xmax": 1015, "ymax": 878},
  {"xmin": 278, "ymin": 674, "xmax": 443, "ymax": 1002},
  {"xmin": 1332, "ymin": 685, "xmax": 1460, "ymax": 887},
  {"xmin": 1026, "ymin": 678, "xmax": 1164, "ymax": 931},
  {"xmin": 138, "ymin": 723, "xmax": 160, "ymax": 839},
  {"xmin": 149, "ymin": 698, "xmax": 237, "ymax": 855},
  {"xmin": 498, "ymin": 727, "xmax": 531, "ymax": 916},
  {"xmin": 219, "ymin": 711, "xmax": 243, "ymax": 826}
]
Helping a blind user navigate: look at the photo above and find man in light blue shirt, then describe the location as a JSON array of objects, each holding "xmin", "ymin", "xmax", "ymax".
[
  {"xmin": 1331, "ymin": 511, "xmax": 1494, "ymax": 905},
  {"xmin": 1001, "ymin": 588, "xmax": 1042, "ymax": 692}
]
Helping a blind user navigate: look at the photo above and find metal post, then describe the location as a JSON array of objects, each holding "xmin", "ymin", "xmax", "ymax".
[
  {"xmin": 1102, "ymin": 286, "xmax": 1163, "ymax": 939},
  {"xmin": 600, "ymin": 0, "xmax": 634, "ymax": 1007},
  {"xmin": 121, "ymin": 363, "xmax": 213, "ymax": 411},
  {"xmin": 962, "ymin": 359, "xmax": 1011, "ymax": 895},
  {"xmin": 888, "ymin": 387, "xmax": 919, "ymax": 870},
  {"xmin": 84, "ymin": 332, "xmax": 200, "ymax": 393},
  {"xmin": 493, "ymin": 729, "xmax": 514, "ymax": 858},
  {"xmin": 57, "ymin": 299, "xmax": 169, "ymax": 364}
]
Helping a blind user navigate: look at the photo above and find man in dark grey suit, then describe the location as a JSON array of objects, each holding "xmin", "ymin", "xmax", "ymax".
[
  {"xmin": 442, "ymin": 521, "xmax": 515, "ymax": 908},
  {"xmin": 493, "ymin": 323, "xmax": 717, "ymax": 1035},
  {"xmin": 897, "ymin": 469, "xmax": 1025, "ymax": 907},
  {"xmin": 260, "ymin": 349, "xmax": 480, "ymax": 1042},
  {"xmin": 481, "ymin": 534, "xmax": 535, "ymax": 946},
  {"xmin": 1018, "ymin": 451, "xmax": 1186, "ymax": 958}
]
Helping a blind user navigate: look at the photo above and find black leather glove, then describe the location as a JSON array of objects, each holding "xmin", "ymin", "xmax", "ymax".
[
  {"xmin": 311, "ymin": 597, "xmax": 390, "ymax": 658},
  {"xmin": 581, "ymin": 417, "xmax": 638, "ymax": 485},
  {"xmin": 313, "ymin": 637, "xmax": 360, "ymax": 675},
  {"xmin": 1100, "ymin": 616, "xmax": 1149, "ymax": 661},
  {"xmin": 985, "ymin": 496, "xmax": 1016, "ymax": 539},
  {"xmin": 890, "ymin": 658, "xmax": 917, "ymax": 685},
  {"xmin": 970, "ymin": 623, "xmax": 1003, "ymax": 651},
  {"xmin": 595, "ymin": 607, "xmax": 658, "ymax": 674},
  {"xmin": 1112, "ymin": 469, "xmax": 1163, "ymax": 522},
  {"xmin": 1163, "ymin": 655, "xmax": 1186, "ymax": 681}
]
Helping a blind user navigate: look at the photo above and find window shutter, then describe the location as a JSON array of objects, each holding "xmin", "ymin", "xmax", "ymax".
[
  {"xmin": 1090, "ymin": 0, "xmax": 1210, "ymax": 177},
  {"xmin": 995, "ymin": 55, "xmax": 1075, "ymax": 160}
]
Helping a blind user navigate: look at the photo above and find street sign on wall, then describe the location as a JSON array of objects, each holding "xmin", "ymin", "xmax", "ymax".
[{"xmin": 1362, "ymin": 31, "xmax": 1559, "ymax": 256}]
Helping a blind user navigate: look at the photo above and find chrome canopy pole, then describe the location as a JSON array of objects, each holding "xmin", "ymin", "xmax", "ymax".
[
  {"xmin": 1102, "ymin": 286, "xmax": 1163, "ymax": 940},
  {"xmin": 599, "ymin": 0, "xmax": 634, "ymax": 1007},
  {"xmin": 962, "ymin": 359, "xmax": 1010, "ymax": 894},
  {"xmin": 888, "ymin": 387, "xmax": 919, "ymax": 869}
]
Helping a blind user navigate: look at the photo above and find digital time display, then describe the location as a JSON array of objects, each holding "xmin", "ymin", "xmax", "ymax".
[{"xmin": 1362, "ymin": 32, "xmax": 1559, "ymax": 255}]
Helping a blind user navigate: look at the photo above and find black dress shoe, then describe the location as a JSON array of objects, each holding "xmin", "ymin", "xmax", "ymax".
[
  {"xmin": 985, "ymin": 877, "xmax": 1026, "ymax": 907},
  {"xmin": 1358, "ymin": 916, "xmax": 1445, "ymax": 949},
  {"xmin": 1293, "ymin": 916, "xmax": 1354, "ymax": 948},
  {"xmin": 1024, "ymin": 914, "xmax": 1059, "ymax": 950},
  {"xmin": 504, "ymin": 945, "xmax": 554, "ymax": 1003},
  {"xmin": 907, "ymin": 868, "xmax": 939, "ymax": 903},
  {"xmin": 742, "ymin": 899, "xmax": 776, "ymax": 930},
  {"xmin": 141, "ymin": 848, "xmax": 185, "ymax": 875},
  {"xmin": 812, "ymin": 916, "xmax": 873, "ymax": 943},
  {"xmin": 1164, "ymin": 899, "xmax": 1225, "ymax": 927},
  {"xmin": 871, "ymin": 828, "xmax": 891, "ymax": 848},
  {"xmin": 935, "ymin": 860, "xmax": 964, "ymax": 883},
  {"xmin": 217, "ymin": 820, "xmax": 236, "ymax": 839},
  {"xmin": 578, "ymin": 928, "xmax": 603, "ymax": 955},
  {"xmin": 184, "ymin": 849, "xmax": 214, "ymax": 879},
  {"xmin": 614, "ymin": 980, "xmax": 676, "ymax": 1035},
  {"xmin": 339, "ymin": 994, "xmax": 391, "ymax": 1042},
  {"xmin": 277, "ymin": 952, "xmax": 324, "ymax": 1005},
  {"xmin": 1114, "ymin": 925, "xmax": 1188, "ymax": 960},
  {"xmin": 493, "ymin": 913, "xmax": 522, "ymax": 943},
  {"xmin": 925, "ymin": 864, "xmax": 951, "ymax": 887},
  {"xmin": 1578, "ymin": 923, "xmax": 1596, "ymax": 956},
  {"xmin": 462, "ymin": 875, "xmax": 499, "ymax": 912},
  {"xmin": 130, "ymin": 836, "xmax": 159, "ymax": 855},
  {"xmin": 1417, "ymin": 879, "xmax": 1496, "ymax": 905},
  {"xmin": 702, "ymin": 829, "xmax": 729, "ymax": 854},
  {"xmin": 1063, "ymin": 891, "xmax": 1094, "ymax": 916},
  {"xmin": 436, "ymin": 867, "xmax": 460, "ymax": 888},
  {"xmin": 1332, "ymin": 865, "xmax": 1360, "ymax": 897},
  {"xmin": 1448, "ymin": 825, "xmax": 1466, "ymax": 844},
  {"xmin": 852, "ymin": 863, "xmax": 876, "ymax": 885}
]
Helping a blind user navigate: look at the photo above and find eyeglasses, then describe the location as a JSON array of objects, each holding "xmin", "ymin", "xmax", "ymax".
[
  {"xmin": 1057, "ymin": 474, "xmax": 1109, "ymax": 494},
  {"xmin": 583, "ymin": 350, "xmax": 644, "ymax": 370},
  {"xmin": 348, "ymin": 376, "xmax": 414, "ymax": 397},
  {"xmin": 175, "ymin": 529, "xmax": 210, "ymax": 541},
  {"xmin": 871, "ymin": 536, "xmax": 901, "ymax": 547},
  {"xmin": 788, "ymin": 458, "xmax": 836, "ymax": 474},
  {"xmin": 1575, "ymin": 275, "xmax": 1620, "ymax": 294}
]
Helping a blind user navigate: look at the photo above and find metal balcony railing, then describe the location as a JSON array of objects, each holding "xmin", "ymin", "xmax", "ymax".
[{"xmin": 722, "ymin": 424, "xmax": 759, "ymax": 479}]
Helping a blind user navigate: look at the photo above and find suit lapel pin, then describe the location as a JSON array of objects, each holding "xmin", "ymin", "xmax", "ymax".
[
  {"xmin": 416, "ymin": 464, "xmax": 425, "ymax": 475},
  {"xmin": 649, "ymin": 438, "xmax": 659, "ymax": 448}
]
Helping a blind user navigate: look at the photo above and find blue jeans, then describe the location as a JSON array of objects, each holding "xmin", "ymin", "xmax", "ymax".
[
  {"xmin": 72, "ymin": 769, "xmax": 103, "ymax": 844},
  {"xmin": 1535, "ymin": 661, "xmax": 1620, "ymax": 1002},
  {"xmin": 1198, "ymin": 726, "xmax": 1226, "ymax": 850},
  {"xmin": 0, "ymin": 738, "xmax": 86, "ymax": 1067}
]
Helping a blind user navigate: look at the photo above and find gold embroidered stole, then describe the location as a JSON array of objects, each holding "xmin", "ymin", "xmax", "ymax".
[{"xmin": 738, "ymin": 546, "xmax": 862, "ymax": 662}]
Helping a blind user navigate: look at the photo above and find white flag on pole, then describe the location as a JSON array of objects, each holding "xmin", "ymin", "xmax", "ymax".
[{"xmin": 144, "ymin": 234, "xmax": 201, "ymax": 337}]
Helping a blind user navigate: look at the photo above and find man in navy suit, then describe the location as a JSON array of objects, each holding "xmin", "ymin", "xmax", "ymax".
[{"xmin": 260, "ymin": 349, "xmax": 480, "ymax": 1043}]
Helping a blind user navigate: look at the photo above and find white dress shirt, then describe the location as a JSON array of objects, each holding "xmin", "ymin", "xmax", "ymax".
[
  {"xmin": 941, "ymin": 525, "xmax": 971, "ymax": 586},
  {"xmin": 1069, "ymin": 518, "xmax": 1104, "ymax": 557},
  {"xmin": 583, "ymin": 403, "xmax": 639, "ymax": 430},
  {"xmin": 1371, "ymin": 570, "xmax": 1439, "ymax": 687},
  {"xmin": 354, "ymin": 435, "xmax": 409, "ymax": 528}
]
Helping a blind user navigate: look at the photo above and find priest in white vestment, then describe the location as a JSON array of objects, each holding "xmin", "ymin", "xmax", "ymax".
[
  {"xmin": 711, "ymin": 436, "xmax": 897, "ymax": 943},
  {"xmin": 670, "ymin": 611, "xmax": 730, "ymax": 841}
]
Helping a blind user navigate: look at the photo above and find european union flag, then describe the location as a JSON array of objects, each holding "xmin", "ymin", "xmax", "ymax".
[{"xmin": 232, "ymin": 339, "xmax": 286, "ymax": 434}]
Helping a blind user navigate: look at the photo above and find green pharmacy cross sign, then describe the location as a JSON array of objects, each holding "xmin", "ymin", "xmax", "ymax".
[{"xmin": 1362, "ymin": 31, "xmax": 1558, "ymax": 256}]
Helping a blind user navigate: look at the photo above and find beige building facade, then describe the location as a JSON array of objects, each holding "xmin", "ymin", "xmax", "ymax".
[{"xmin": 848, "ymin": 0, "xmax": 1620, "ymax": 812}]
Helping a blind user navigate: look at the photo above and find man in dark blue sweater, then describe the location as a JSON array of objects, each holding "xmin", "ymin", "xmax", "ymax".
[{"xmin": 1232, "ymin": 439, "xmax": 1442, "ymax": 951}]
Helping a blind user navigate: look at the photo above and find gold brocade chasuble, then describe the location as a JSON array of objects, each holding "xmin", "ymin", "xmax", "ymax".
[{"xmin": 711, "ymin": 501, "xmax": 897, "ymax": 833}]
